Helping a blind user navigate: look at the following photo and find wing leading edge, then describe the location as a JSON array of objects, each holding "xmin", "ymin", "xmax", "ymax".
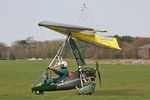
[{"xmin": 39, "ymin": 21, "xmax": 121, "ymax": 50}]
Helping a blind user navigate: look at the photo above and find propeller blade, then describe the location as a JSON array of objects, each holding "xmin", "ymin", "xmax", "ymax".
[{"xmin": 96, "ymin": 59, "xmax": 102, "ymax": 87}]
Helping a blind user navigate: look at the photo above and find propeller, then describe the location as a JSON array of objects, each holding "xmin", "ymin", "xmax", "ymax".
[{"xmin": 96, "ymin": 59, "xmax": 102, "ymax": 87}]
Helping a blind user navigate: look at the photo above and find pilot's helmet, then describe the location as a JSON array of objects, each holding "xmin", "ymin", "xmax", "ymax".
[{"xmin": 60, "ymin": 61, "xmax": 68, "ymax": 68}]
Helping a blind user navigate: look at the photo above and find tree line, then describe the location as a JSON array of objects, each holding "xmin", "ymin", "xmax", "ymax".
[{"xmin": 0, "ymin": 36, "xmax": 150, "ymax": 60}]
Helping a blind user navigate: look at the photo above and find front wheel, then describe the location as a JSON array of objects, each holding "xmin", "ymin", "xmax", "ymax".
[{"xmin": 35, "ymin": 90, "xmax": 44, "ymax": 95}]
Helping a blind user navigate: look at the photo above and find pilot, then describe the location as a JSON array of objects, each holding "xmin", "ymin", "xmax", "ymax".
[{"xmin": 45, "ymin": 61, "xmax": 69, "ymax": 85}]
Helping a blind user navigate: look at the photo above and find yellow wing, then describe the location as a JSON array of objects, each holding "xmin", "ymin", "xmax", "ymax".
[{"xmin": 39, "ymin": 21, "xmax": 121, "ymax": 50}]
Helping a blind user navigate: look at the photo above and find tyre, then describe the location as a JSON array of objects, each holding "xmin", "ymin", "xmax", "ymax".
[{"xmin": 35, "ymin": 90, "xmax": 44, "ymax": 95}]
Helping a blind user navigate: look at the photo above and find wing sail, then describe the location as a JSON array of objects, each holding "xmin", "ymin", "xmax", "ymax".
[{"xmin": 39, "ymin": 21, "xmax": 121, "ymax": 50}]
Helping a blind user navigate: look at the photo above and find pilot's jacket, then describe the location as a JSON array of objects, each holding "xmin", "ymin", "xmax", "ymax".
[{"xmin": 45, "ymin": 68, "xmax": 69, "ymax": 85}]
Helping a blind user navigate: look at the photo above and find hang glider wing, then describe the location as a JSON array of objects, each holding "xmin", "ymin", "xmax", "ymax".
[{"xmin": 39, "ymin": 21, "xmax": 121, "ymax": 50}]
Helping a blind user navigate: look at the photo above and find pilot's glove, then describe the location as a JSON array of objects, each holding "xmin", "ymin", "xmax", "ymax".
[{"xmin": 50, "ymin": 67, "xmax": 55, "ymax": 71}]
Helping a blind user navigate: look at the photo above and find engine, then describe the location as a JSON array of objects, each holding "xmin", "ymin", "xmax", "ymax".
[{"xmin": 81, "ymin": 68, "xmax": 96, "ymax": 84}]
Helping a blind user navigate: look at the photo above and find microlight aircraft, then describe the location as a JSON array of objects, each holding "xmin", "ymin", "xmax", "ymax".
[{"xmin": 31, "ymin": 21, "xmax": 121, "ymax": 95}]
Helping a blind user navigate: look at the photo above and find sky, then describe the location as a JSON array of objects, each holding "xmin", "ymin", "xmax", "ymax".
[{"xmin": 0, "ymin": 0, "xmax": 150, "ymax": 46}]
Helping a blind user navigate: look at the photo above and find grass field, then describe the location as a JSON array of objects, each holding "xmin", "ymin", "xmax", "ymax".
[{"xmin": 0, "ymin": 60, "xmax": 150, "ymax": 100}]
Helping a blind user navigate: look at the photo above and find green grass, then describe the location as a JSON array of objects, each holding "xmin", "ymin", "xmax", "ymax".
[{"xmin": 0, "ymin": 60, "xmax": 150, "ymax": 100}]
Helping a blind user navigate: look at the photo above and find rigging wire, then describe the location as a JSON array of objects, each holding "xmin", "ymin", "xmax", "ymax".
[
  {"xmin": 77, "ymin": 3, "xmax": 86, "ymax": 24},
  {"xmin": 85, "ymin": 7, "xmax": 99, "ymax": 28},
  {"xmin": 76, "ymin": 3, "xmax": 99, "ymax": 29}
]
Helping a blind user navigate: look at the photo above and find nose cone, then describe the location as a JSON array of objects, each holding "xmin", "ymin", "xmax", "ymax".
[
  {"xmin": 31, "ymin": 71, "xmax": 48, "ymax": 90},
  {"xmin": 31, "ymin": 83, "xmax": 57, "ymax": 91},
  {"xmin": 31, "ymin": 73, "xmax": 48, "ymax": 90},
  {"xmin": 31, "ymin": 83, "xmax": 44, "ymax": 91},
  {"xmin": 32, "ymin": 82, "xmax": 43, "ymax": 90}
]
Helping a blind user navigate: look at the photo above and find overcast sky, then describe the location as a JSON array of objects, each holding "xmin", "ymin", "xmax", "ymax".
[{"xmin": 0, "ymin": 0, "xmax": 150, "ymax": 46}]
